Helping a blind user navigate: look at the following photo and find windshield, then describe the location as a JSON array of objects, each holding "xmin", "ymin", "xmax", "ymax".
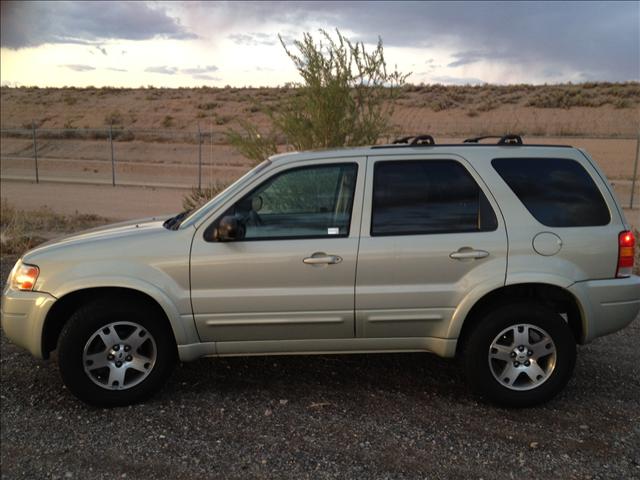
[{"xmin": 177, "ymin": 159, "xmax": 272, "ymax": 229}]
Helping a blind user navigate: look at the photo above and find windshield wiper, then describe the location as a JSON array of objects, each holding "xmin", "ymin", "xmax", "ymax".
[{"xmin": 163, "ymin": 210, "xmax": 191, "ymax": 230}]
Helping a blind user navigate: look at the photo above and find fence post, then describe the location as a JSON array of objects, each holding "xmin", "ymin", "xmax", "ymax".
[
  {"xmin": 631, "ymin": 132, "xmax": 639, "ymax": 209},
  {"xmin": 197, "ymin": 124, "xmax": 202, "ymax": 191},
  {"xmin": 109, "ymin": 124, "xmax": 115, "ymax": 187},
  {"xmin": 31, "ymin": 120, "xmax": 39, "ymax": 183}
]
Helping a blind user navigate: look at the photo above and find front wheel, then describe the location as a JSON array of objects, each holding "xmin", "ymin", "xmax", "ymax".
[
  {"xmin": 57, "ymin": 298, "xmax": 176, "ymax": 407},
  {"xmin": 464, "ymin": 302, "xmax": 576, "ymax": 407}
]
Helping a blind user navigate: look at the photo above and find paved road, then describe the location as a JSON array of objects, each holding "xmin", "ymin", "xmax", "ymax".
[{"xmin": 1, "ymin": 254, "xmax": 639, "ymax": 479}]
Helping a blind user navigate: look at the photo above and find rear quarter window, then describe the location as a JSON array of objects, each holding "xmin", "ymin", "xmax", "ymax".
[{"xmin": 492, "ymin": 157, "xmax": 610, "ymax": 227}]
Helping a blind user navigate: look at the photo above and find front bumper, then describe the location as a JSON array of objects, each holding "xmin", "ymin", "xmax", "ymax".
[
  {"xmin": 569, "ymin": 275, "xmax": 640, "ymax": 343},
  {"xmin": 1, "ymin": 288, "xmax": 57, "ymax": 359}
]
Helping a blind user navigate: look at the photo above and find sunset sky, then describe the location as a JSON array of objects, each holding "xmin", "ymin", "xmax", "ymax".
[{"xmin": 1, "ymin": 1, "xmax": 638, "ymax": 88}]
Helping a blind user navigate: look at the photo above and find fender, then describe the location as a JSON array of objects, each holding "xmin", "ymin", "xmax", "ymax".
[
  {"xmin": 446, "ymin": 273, "xmax": 576, "ymax": 341},
  {"xmin": 49, "ymin": 276, "xmax": 200, "ymax": 346}
]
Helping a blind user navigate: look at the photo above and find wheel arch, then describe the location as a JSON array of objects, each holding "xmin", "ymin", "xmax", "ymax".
[
  {"xmin": 453, "ymin": 282, "xmax": 584, "ymax": 356},
  {"xmin": 42, "ymin": 286, "xmax": 190, "ymax": 359}
]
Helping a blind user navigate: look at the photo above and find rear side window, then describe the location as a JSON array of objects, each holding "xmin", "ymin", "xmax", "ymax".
[
  {"xmin": 492, "ymin": 158, "xmax": 610, "ymax": 227},
  {"xmin": 371, "ymin": 160, "xmax": 498, "ymax": 236}
]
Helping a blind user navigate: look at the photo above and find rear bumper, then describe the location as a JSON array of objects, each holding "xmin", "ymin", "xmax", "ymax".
[
  {"xmin": 1, "ymin": 288, "xmax": 57, "ymax": 359},
  {"xmin": 569, "ymin": 275, "xmax": 640, "ymax": 343}
]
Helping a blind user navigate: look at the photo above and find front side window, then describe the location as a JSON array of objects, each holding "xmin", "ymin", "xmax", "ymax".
[
  {"xmin": 371, "ymin": 160, "xmax": 498, "ymax": 236},
  {"xmin": 212, "ymin": 163, "xmax": 358, "ymax": 240},
  {"xmin": 492, "ymin": 157, "xmax": 610, "ymax": 227}
]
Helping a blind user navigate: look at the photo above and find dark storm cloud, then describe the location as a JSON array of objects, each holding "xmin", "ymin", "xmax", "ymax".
[
  {"xmin": 60, "ymin": 64, "xmax": 95, "ymax": 72},
  {"xmin": 447, "ymin": 51, "xmax": 492, "ymax": 68},
  {"xmin": 1, "ymin": 1, "xmax": 196, "ymax": 49},
  {"xmin": 211, "ymin": 1, "xmax": 639, "ymax": 81}
]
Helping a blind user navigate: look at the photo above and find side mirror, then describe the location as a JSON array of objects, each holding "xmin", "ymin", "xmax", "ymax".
[{"xmin": 213, "ymin": 215, "xmax": 245, "ymax": 242}]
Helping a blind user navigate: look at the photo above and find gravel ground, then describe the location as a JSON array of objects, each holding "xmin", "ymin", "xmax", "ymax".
[{"xmin": 1, "ymin": 253, "xmax": 639, "ymax": 479}]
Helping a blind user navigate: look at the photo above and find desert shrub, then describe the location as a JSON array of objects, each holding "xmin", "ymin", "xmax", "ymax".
[
  {"xmin": 214, "ymin": 114, "xmax": 232, "ymax": 125},
  {"xmin": 477, "ymin": 100, "xmax": 498, "ymax": 112},
  {"xmin": 63, "ymin": 95, "xmax": 77, "ymax": 105},
  {"xmin": 112, "ymin": 130, "xmax": 135, "ymax": 141},
  {"xmin": 466, "ymin": 109, "xmax": 479, "ymax": 118},
  {"xmin": 162, "ymin": 115, "xmax": 174, "ymax": 127},
  {"xmin": 227, "ymin": 120, "xmax": 278, "ymax": 164},
  {"xmin": 182, "ymin": 182, "xmax": 228, "ymax": 211},
  {"xmin": 1, "ymin": 200, "xmax": 110, "ymax": 254},
  {"xmin": 198, "ymin": 102, "xmax": 219, "ymax": 110},
  {"xmin": 501, "ymin": 93, "xmax": 523, "ymax": 104},
  {"xmin": 227, "ymin": 29, "xmax": 409, "ymax": 164},
  {"xmin": 429, "ymin": 98, "xmax": 455, "ymax": 112},
  {"xmin": 614, "ymin": 98, "xmax": 631, "ymax": 109},
  {"xmin": 104, "ymin": 110, "xmax": 124, "ymax": 125}
]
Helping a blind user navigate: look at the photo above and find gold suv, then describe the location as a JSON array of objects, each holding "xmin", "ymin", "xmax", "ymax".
[{"xmin": 2, "ymin": 135, "xmax": 639, "ymax": 407}]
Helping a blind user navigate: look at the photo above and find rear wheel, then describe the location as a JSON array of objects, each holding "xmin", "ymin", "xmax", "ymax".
[
  {"xmin": 57, "ymin": 298, "xmax": 176, "ymax": 407},
  {"xmin": 464, "ymin": 302, "xmax": 576, "ymax": 407}
]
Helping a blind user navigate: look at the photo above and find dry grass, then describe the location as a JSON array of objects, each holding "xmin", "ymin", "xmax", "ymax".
[
  {"xmin": 182, "ymin": 182, "xmax": 228, "ymax": 211},
  {"xmin": 0, "ymin": 199, "xmax": 111, "ymax": 254},
  {"xmin": 2, "ymin": 83, "xmax": 638, "ymax": 139}
]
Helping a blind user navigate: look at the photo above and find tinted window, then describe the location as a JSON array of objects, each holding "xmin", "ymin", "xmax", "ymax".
[
  {"xmin": 492, "ymin": 158, "xmax": 610, "ymax": 227},
  {"xmin": 371, "ymin": 160, "xmax": 498, "ymax": 236},
  {"xmin": 213, "ymin": 163, "xmax": 358, "ymax": 240}
]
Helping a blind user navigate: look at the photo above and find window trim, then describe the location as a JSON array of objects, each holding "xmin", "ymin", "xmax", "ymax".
[
  {"xmin": 491, "ymin": 157, "xmax": 611, "ymax": 228},
  {"xmin": 369, "ymin": 159, "xmax": 499, "ymax": 237},
  {"xmin": 204, "ymin": 162, "xmax": 359, "ymax": 242}
]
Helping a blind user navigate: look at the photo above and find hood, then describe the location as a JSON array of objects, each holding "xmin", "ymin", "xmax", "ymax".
[{"xmin": 23, "ymin": 215, "xmax": 174, "ymax": 261}]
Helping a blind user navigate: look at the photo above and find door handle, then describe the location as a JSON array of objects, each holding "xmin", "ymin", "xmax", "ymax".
[
  {"xmin": 303, "ymin": 253, "xmax": 343, "ymax": 265},
  {"xmin": 449, "ymin": 249, "xmax": 490, "ymax": 260}
]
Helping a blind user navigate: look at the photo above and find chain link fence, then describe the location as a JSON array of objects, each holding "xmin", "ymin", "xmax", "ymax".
[{"xmin": 1, "ymin": 126, "xmax": 639, "ymax": 208}]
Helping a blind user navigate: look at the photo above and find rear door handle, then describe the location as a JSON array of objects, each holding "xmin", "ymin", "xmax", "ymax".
[
  {"xmin": 449, "ymin": 249, "xmax": 490, "ymax": 260},
  {"xmin": 303, "ymin": 253, "xmax": 343, "ymax": 265}
]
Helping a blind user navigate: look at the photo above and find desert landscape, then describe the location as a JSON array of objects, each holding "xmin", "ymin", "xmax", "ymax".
[{"xmin": 1, "ymin": 82, "xmax": 640, "ymax": 243}]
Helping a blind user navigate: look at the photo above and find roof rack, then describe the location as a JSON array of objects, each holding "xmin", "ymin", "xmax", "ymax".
[
  {"xmin": 463, "ymin": 134, "xmax": 523, "ymax": 145},
  {"xmin": 392, "ymin": 134, "xmax": 435, "ymax": 146}
]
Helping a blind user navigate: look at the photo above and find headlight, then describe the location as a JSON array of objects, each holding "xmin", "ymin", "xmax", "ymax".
[{"xmin": 10, "ymin": 261, "xmax": 40, "ymax": 291}]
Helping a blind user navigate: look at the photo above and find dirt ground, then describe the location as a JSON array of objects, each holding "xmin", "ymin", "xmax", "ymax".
[
  {"xmin": 2, "ymin": 84, "xmax": 639, "ymax": 137},
  {"xmin": 1, "ymin": 254, "xmax": 639, "ymax": 479},
  {"xmin": 1, "ymin": 136, "xmax": 638, "ymax": 186},
  {"xmin": 0, "ymin": 181, "xmax": 189, "ymax": 220}
]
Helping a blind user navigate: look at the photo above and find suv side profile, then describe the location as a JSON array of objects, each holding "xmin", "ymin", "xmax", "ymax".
[{"xmin": 2, "ymin": 135, "xmax": 639, "ymax": 407}]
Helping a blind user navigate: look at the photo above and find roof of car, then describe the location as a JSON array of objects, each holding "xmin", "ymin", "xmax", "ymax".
[{"xmin": 269, "ymin": 136, "xmax": 576, "ymax": 164}]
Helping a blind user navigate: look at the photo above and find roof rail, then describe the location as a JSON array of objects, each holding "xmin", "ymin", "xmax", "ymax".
[
  {"xmin": 463, "ymin": 134, "xmax": 523, "ymax": 145},
  {"xmin": 391, "ymin": 134, "xmax": 435, "ymax": 145}
]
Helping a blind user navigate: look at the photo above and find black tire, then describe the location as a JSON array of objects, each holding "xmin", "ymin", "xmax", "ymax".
[
  {"xmin": 57, "ymin": 297, "xmax": 176, "ymax": 407},
  {"xmin": 463, "ymin": 302, "xmax": 576, "ymax": 408}
]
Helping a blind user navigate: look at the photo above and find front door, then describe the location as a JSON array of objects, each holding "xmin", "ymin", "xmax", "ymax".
[
  {"xmin": 355, "ymin": 155, "xmax": 508, "ymax": 339},
  {"xmin": 190, "ymin": 158, "xmax": 365, "ymax": 343}
]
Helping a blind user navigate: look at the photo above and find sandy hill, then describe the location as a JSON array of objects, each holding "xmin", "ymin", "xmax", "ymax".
[{"xmin": 1, "ymin": 83, "xmax": 639, "ymax": 139}]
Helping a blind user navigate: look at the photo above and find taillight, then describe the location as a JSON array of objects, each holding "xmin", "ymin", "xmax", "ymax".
[{"xmin": 617, "ymin": 230, "xmax": 635, "ymax": 278}]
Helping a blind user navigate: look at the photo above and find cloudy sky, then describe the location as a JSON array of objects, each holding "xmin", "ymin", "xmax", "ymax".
[{"xmin": 1, "ymin": 1, "xmax": 638, "ymax": 87}]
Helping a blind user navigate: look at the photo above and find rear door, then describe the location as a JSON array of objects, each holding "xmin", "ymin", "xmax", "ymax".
[{"xmin": 355, "ymin": 154, "xmax": 508, "ymax": 339}]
